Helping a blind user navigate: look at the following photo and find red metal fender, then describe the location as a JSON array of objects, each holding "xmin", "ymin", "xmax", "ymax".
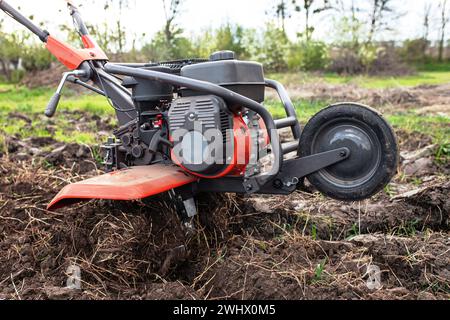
[{"xmin": 47, "ymin": 165, "xmax": 197, "ymax": 211}]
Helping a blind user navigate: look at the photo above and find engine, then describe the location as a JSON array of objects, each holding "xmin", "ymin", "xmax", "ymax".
[
  {"xmin": 103, "ymin": 51, "xmax": 267, "ymax": 178},
  {"xmin": 168, "ymin": 95, "xmax": 234, "ymax": 176}
]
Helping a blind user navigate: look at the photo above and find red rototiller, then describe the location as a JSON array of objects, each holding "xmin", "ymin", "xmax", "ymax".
[{"xmin": 0, "ymin": 1, "xmax": 398, "ymax": 221}]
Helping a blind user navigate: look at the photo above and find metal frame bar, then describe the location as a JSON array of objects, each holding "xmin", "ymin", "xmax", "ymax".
[
  {"xmin": 265, "ymin": 79, "xmax": 302, "ymax": 140},
  {"xmin": 67, "ymin": 2, "xmax": 89, "ymax": 36},
  {"xmin": 265, "ymin": 79, "xmax": 302, "ymax": 156},
  {"xmin": 196, "ymin": 147, "xmax": 350, "ymax": 194}
]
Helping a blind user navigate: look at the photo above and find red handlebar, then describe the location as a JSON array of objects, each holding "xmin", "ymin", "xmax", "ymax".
[{"xmin": 46, "ymin": 35, "xmax": 108, "ymax": 70}]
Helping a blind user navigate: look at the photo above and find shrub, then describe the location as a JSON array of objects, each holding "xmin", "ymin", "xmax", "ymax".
[
  {"xmin": 213, "ymin": 24, "xmax": 252, "ymax": 59},
  {"xmin": 369, "ymin": 46, "xmax": 415, "ymax": 76},
  {"xmin": 256, "ymin": 24, "xmax": 290, "ymax": 72},
  {"xmin": 192, "ymin": 24, "xmax": 256, "ymax": 60},
  {"xmin": 21, "ymin": 45, "xmax": 53, "ymax": 72},
  {"xmin": 329, "ymin": 44, "xmax": 414, "ymax": 76},
  {"xmin": 328, "ymin": 48, "xmax": 364, "ymax": 75},
  {"xmin": 288, "ymin": 41, "xmax": 330, "ymax": 71},
  {"xmin": 141, "ymin": 31, "xmax": 196, "ymax": 62},
  {"xmin": 400, "ymin": 39, "xmax": 429, "ymax": 64}
]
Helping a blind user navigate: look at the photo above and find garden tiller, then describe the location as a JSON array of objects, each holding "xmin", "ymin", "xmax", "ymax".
[{"xmin": 0, "ymin": 1, "xmax": 399, "ymax": 220}]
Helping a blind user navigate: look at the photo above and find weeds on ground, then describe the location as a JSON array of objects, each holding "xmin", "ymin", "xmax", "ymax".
[
  {"xmin": 393, "ymin": 219, "xmax": 421, "ymax": 237},
  {"xmin": 312, "ymin": 259, "xmax": 327, "ymax": 284}
]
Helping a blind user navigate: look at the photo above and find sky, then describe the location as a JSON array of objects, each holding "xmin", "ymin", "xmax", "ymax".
[{"xmin": 0, "ymin": 0, "xmax": 445, "ymax": 46}]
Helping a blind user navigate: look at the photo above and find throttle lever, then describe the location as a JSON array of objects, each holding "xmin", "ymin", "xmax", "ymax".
[{"xmin": 45, "ymin": 69, "xmax": 87, "ymax": 118}]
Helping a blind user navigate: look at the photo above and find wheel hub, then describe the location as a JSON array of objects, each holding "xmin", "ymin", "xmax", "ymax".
[{"xmin": 312, "ymin": 119, "xmax": 382, "ymax": 188}]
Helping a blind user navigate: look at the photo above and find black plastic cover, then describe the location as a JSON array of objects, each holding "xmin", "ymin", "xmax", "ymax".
[
  {"xmin": 122, "ymin": 66, "xmax": 174, "ymax": 108},
  {"xmin": 180, "ymin": 55, "xmax": 265, "ymax": 104}
]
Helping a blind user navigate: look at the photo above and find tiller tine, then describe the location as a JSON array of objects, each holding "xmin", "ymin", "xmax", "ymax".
[{"xmin": 47, "ymin": 165, "xmax": 197, "ymax": 211}]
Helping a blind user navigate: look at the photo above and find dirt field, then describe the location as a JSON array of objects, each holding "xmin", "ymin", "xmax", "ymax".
[{"xmin": 0, "ymin": 84, "xmax": 449, "ymax": 300}]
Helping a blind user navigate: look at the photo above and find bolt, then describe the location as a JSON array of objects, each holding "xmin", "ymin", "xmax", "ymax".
[
  {"xmin": 245, "ymin": 184, "xmax": 253, "ymax": 191},
  {"xmin": 132, "ymin": 145, "xmax": 144, "ymax": 158},
  {"xmin": 273, "ymin": 179, "xmax": 283, "ymax": 189},
  {"xmin": 340, "ymin": 150, "xmax": 347, "ymax": 157}
]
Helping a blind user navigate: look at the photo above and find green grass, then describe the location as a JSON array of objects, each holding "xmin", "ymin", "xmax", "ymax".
[
  {"xmin": 266, "ymin": 98, "xmax": 448, "ymax": 145},
  {"xmin": 0, "ymin": 82, "xmax": 448, "ymax": 148},
  {"xmin": 387, "ymin": 113, "xmax": 449, "ymax": 144},
  {"xmin": 416, "ymin": 62, "xmax": 450, "ymax": 72},
  {"xmin": 269, "ymin": 70, "xmax": 450, "ymax": 89},
  {"xmin": 0, "ymin": 85, "xmax": 111, "ymax": 115},
  {"xmin": 265, "ymin": 99, "xmax": 326, "ymax": 122},
  {"xmin": 312, "ymin": 259, "xmax": 327, "ymax": 283},
  {"xmin": 0, "ymin": 85, "xmax": 112, "ymax": 144}
]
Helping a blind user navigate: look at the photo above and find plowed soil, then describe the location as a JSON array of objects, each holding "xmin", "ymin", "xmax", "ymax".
[{"xmin": 0, "ymin": 116, "xmax": 448, "ymax": 300}]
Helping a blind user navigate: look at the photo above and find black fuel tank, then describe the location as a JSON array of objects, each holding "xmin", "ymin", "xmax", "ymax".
[{"xmin": 180, "ymin": 51, "xmax": 265, "ymax": 104}]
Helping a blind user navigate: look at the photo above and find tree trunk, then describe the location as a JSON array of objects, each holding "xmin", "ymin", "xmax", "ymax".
[
  {"xmin": 165, "ymin": 21, "xmax": 173, "ymax": 45},
  {"xmin": 117, "ymin": 21, "xmax": 124, "ymax": 54},
  {"xmin": 0, "ymin": 59, "xmax": 11, "ymax": 82},
  {"xmin": 439, "ymin": 33, "xmax": 445, "ymax": 62},
  {"xmin": 305, "ymin": 6, "xmax": 311, "ymax": 42},
  {"xmin": 439, "ymin": 0, "xmax": 448, "ymax": 62},
  {"xmin": 367, "ymin": 0, "xmax": 379, "ymax": 44}
]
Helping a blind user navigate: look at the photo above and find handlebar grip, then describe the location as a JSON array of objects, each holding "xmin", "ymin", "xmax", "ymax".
[{"xmin": 45, "ymin": 92, "xmax": 61, "ymax": 118}]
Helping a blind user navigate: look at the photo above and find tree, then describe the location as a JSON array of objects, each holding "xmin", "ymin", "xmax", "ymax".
[
  {"xmin": 141, "ymin": 1, "xmax": 192, "ymax": 62},
  {"xmin": 256, "ymin": 23, "xmax": 290, "ymax": 72},
  {"xmin": 423, "ymin": 2, "xmax": 433, "ymax": 41},
  {"xmin": 80, "ymin": 0, "xmax": 133, "ymax": 55},
  {"xmin": 141, "ymin": 0, "xmax": 187, "ymax": 60},
  {"xmin": 214, "ymin": 24, "xmax": 251, "ymax": 59},
  {"xmin": 271, "ymin": 0, "xmax": 292, "ymax": 33},
  {"xmin": 103, "ymin": 0, "xmax": 130, "ymax": 54},
  {"xmin": 162, "ymin": 0, "xmax": 183, "ymax": 49},
  {"xmin": 438, "ymin": 0, "xmax": 449, "ymax": 62},
  {"xmin": 0, "ymin": 30, "xmax": 24, "ymax": 82},
  {"xmin": 292, "ymin": 0, "xmax": 334, "ymax": 42},
  {"xmin": 334, "ymin": 0, "xmax": 364, "ymax": 49},
  {"xmin": 191, "ymin": 24, "xmax": 256, "ymax": 59},
  {"xmin": 366, "ymin": 0, "xmax": 401, "ymax": 44}
]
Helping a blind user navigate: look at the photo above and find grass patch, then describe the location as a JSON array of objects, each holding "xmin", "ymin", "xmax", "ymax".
[
  {"xmin": 0, "ymin": 84, "xmax": 448, "ymax": 148},
  {"xmin": 416, "ymin": 62, "xmax": 450, "ymax": 72},
  {"xmin": 268, "ymin": 70, "xmax": 450, "ymax": 89},
  {"xmin": 387, "ymin": 113, "xmax": 449, "ymax": 145},
  {"xmin": 265, "ymin": 99, "xmax": 326, "ymax": 122},
  {"xmin": 54, "ymin": 130, "xmax": 97, "ymax": 145},
  {"xmin": 267, "ymin": 99, "xmax": 448, "ymax": 146},
  {"xmin": 0, "ymin": 85, "xmax": 113, "ymax": 144},
  {"xmin": 0, "ymin": 134, "xmax": 5, "ymax": 154},
  {"xmin": 0, "ymin": 85, "xmax": 112, "ymax": 115},
  {"xmin": 312, "ymin": 259, "xmax": 327, "ymax": 283}
]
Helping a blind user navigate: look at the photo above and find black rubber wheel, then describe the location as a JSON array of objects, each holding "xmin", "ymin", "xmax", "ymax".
[{"xmin": 299, "ymin": 103, "xmax": 399, "ymax": 201}]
